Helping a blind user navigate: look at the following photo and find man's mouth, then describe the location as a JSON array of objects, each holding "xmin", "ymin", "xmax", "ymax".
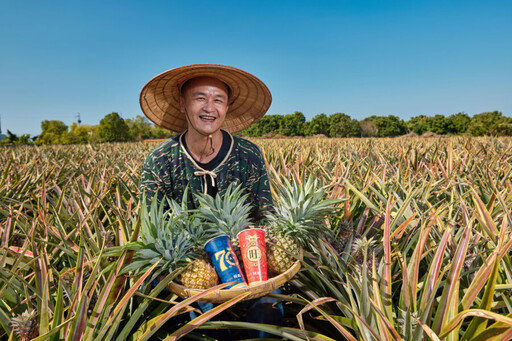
[{"xmin": 199, "ymin": 115, "xmax": 216, "ymax": 121}]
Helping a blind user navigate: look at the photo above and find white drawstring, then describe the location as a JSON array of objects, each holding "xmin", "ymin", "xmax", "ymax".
[{"xmin": 194, "ymin": 170, "xmax": 217, "ymax": 194}]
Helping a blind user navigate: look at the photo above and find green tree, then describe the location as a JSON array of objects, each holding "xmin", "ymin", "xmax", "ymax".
[
  {"xmin": 242, "ymin": 115, "xmax": 283, "ymax": 137},
  {"xmin": 279, "ymin": 111, "xmax": 305, "ymax": 136},
  {"xmin": 467, "ymin": 111, "xmax": 508, "ymax": 136},
  {"xmin": 6, "ymin": 130, "xmax": 18, "ymax": 143},
  {"xmin": 490, "ymin": 123, "xmax": 512, "ymax": 136},
  {"xmin": 425, "ymin": 115, "xmax": 454, "ymax": 135},
  {"xmin": 38, "ymin": 120, "xmax": 69, "ymax": 144},
  {"xmin": 98, "ymin": 112, "xmax": 129, "ymax": 142},
  {"xmin": 63, "ymin": 123, "xmax": 95, "ymax": 143},
  {"xmin": 406, "ymin": 115, "xmax": 428, "ymax": 135},
  {"xmin": 362, "ymin": 115, "xmax": 407, "ymax": 137},
  {"xmin": 306, "ymin": 113, "xmax": 330, "ymax": 136},
  {"xmin": 448, "ymin": 112, "xmax": 471, "ymax": 134},
  {"xmin": 150, "ymin": 125, "xmax": 174, "ymax": 139},
  {"xmin": 17, "ymin": 134, "xmax": 30, "ymax": 144},
  {"xmin": 126, "ymin": 115, "xmax": 153, "ymax": 141},
  {"xmin": 328, "ymin": 113, "xmax": 360, "ymax": 137}
]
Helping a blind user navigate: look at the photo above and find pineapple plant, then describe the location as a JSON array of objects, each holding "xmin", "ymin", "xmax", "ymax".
[
  {"xmin": 265, "ymin": 176, "xmax": 341, "ymax": 275},
  {"xmin": 126, "ymin": 193, "xmax": 218, "ymax": 289},
  {"xmin": 103, "ymin": 230, "xmax": 117, "ymax": 263},
  {"xmin": 10, "ymin": 309, "xmax": 39, "ymax": 341},
  {"xmin": 328, "ymin": 220, "xmax": 355, "ymax": 255},
  {"xmin": 177, "ymin": 205, "xmax": 219, "ymax": 289},
  {"xmin": 349, "ymin": 236, "xmax": 377, "ymax": 275},
  {"xmin": 194, "ymin": 183, "xmax": 254, "ymax": 270}
]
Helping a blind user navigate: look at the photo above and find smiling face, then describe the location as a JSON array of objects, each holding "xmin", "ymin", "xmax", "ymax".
[{"xmin": 179, "ymin": 76, "xmax": 230, "ymax": 137}]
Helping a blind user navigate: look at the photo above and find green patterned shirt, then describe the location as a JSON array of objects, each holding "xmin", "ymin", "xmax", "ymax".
[{"xmin": 140, "ymin": 131, "xmax": 273, "ymax": 223}]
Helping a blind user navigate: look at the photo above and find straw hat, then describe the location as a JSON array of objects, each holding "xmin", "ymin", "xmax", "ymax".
[{"xmin": 140, "ymin": 64, "xmax": 272, "ymax": 133}]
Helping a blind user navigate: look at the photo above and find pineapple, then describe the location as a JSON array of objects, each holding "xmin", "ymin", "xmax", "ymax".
[
  {"xmin": 127, "ymin": 193, "xmax": 218, "ymax": 289},
  {"xmin": 195, "ymin": 183, "xmax": 253, "ymax": 269},
  {"xmin": 60, "ymin": 267, "xmax": 97, "ymax": 312},
  {"xmin": 11, "ymin": 309, "xmax": 38, "ymax": 341},
  {"xmin": 177, "ymin": 205, "xmax": 219, "ymax": 289},
  {"xmin": 82, "ymin": 270, "xmax": 98, "ymax": 313},
  {"xmin": 265, "ymin": 228, "xmax": 299, "ymax": 275},
  {"xmin": 330, "ymin": 220, "xmax": 355, "ymax": 255},
  {"xmin": 103, "ymin": 230, "xmax": 117, "ymax": 263},
  {"xmin": 11, "ymin": 233, "xmax": 25, "ymax": 248},
  {"xmin": 350, "ymin": 236, "xmax": 377, "ymax": 274},
  {"xmin": 265, "ymin": 176, "xmax": 341, "ymax": 275},
  {"xmin": 177, "ymin": 252, "xmax": 218, "ymax": 289}
]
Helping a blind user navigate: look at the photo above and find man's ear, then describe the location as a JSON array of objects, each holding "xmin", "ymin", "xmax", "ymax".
[{"xmin": 179, "ymin": 96, "xmax": 185, "ymax": 113}]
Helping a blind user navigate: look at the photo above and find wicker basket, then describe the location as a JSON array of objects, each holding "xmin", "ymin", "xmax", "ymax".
[{"xmin": 168, "ymin": 260, "xmax": 301, "ymax": 303}]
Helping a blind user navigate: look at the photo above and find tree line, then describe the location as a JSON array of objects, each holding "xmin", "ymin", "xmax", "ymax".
[
  {"xmin": 1, "ymin": 113, "xmax": 172, "ymax": 145},
  {"xmin": 2, "ymin": 110, "xmax": 511, "ymax": 145},
  {"xmin": 242, "ymin": 111, "xmax": 512, "ymax": 138}
]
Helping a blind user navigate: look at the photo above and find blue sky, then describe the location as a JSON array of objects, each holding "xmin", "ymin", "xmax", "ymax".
[{"xmin": 1, "ymin": 0, "xmax": 511, "ymax": 136}]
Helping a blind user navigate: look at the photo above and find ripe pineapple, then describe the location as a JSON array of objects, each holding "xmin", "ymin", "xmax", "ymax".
[
  {"xmin": 129, "ymin": 194, "xmax": 218, "ymax": 289},
  {"xmin": 195, "ymin": 183, "xmax": 253, "ymax": 268},
  {"xmin": 177, "ymin": 207, "xmax": 219, "ymax": 289},
  {"xmin": 265, "ymin": 228, "xmax": 299, "ymax": 275},
  {"xmin": 177, "ymin": 252, "xmax": 218, "ymax": 289},
  {"xmin": 265, "ymin": 176, "xmax": 341, "ymax": 275},
  {"xmin": 11, "ymin": 309, "xmax": 38, "ymax": 341}
]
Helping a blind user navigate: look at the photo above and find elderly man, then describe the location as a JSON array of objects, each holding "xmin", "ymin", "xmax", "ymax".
[
  {"xmin": 139, "ymin": 64, "xmax": 281, "ymax": 339},
  {"xmin": 139, "ymin": 64, "xmax": 273, "ymax": 222}
]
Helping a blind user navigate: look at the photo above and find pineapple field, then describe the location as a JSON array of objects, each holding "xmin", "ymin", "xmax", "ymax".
[{"xmin": 1, "ymin": 136, "xmax": 512, "ymax": 340}]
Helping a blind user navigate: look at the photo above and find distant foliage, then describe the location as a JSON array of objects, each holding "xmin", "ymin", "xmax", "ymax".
[
  {"xmin": 5, "ymin": 110, "xmax": 512, "ymax": 145},
  {"xmin": 243, "ymin": 110, "xmax": 512, "ymax": 138},
  {"xmin": 467, "ymin": 111, "xmax": 511, "ymax": 136},
  {"xmin": 37, "ymin": 120, "xmax": 69, "ymax": 144},
  {"xmin": 98, "ymin": 112, "xmax": 130, "ymax": 142},
  {"xmin": 328, "ymin": 113, "xmax": 361, "ymax": 137},
  {"xmin": 360, "ymin": 115, "xmax": 407, "ymax": 137},
  {"xmin": 11, "ymin": 114, "xmax": 174, "ymax": 145}
]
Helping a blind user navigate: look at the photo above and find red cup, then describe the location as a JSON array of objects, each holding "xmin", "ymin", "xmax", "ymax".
[{"xmin": 237, "ymin": 228, "xmax": 268, "ymax": 284}]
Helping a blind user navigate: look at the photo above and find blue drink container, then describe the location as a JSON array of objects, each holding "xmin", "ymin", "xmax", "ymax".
[{"xmin": 204, "ymin": 235, "xmax": 246, "ymax": 289}]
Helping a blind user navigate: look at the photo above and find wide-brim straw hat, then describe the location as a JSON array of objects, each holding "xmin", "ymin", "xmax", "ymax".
[{"xmin": 140, "ymin": 64, "xmax": 272, "ymax": 133}]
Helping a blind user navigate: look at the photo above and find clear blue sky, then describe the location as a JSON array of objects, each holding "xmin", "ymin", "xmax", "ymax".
[{"xmin": 1, "ymin": 0, "xmax": 511, "ymax": 136}]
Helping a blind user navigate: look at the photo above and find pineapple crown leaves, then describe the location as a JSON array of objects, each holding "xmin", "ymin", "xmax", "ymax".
[
  {"xmin": 194, "ymin": 183, "xmax": 254, "ymax": 237},
  {"xmin": 11, "ymin": 309, "xmax": 38, "ymax": 338},
  {"xmin": 126, "ymin": 192, "xmax": 200, "ymax": 275},
  {"xmin": 266, "ymin": 175, "xmax": 343, "ymax": 244}
]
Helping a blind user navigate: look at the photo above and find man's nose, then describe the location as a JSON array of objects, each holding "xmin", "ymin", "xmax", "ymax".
[{"xmin": 203, "ymin": 98, "xmax": 215, "ymax": 112}]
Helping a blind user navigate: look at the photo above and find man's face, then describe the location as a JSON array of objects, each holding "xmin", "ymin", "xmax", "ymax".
[{"xmin": 179, "ymin": 76, "xmax": 230, "ymax": 136}]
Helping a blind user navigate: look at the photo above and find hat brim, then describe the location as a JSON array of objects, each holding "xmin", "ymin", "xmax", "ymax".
[{"xmin": 140, "ymin": 64, "xmax": 272, "ymax": 133}]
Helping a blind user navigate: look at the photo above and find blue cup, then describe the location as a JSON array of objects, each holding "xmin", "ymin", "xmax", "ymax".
[{"xmin": 204, "ymin": 235, "xmax": 246, "ymax": 289}]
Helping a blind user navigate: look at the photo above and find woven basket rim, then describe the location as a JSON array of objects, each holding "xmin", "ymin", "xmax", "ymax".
[{"xmin": 168, "ymin": 260, "xmax": 301, "ymax": 303}]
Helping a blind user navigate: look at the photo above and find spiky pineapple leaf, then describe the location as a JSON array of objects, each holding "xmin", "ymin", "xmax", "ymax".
[
  {"xmin": 124, "ymin": 193, "xmax": 200, "ymax": 276},
  {"xmin": 195, "ymin": 183, "xmax": 253, "ymax": 237},
  {"xmin": 267, "ymin": 176, "xmax": 343, "ymax": 247}
]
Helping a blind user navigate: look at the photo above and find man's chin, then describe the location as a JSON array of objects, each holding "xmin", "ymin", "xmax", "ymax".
[{"xmin": 189, "ymin": 126, "xmax": 222, "ymax": 136}]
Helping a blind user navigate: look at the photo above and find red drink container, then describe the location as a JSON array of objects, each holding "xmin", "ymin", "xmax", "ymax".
[{"xmin": 237, "ymin": 228, "xmax": 268, "ymax": 284}]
